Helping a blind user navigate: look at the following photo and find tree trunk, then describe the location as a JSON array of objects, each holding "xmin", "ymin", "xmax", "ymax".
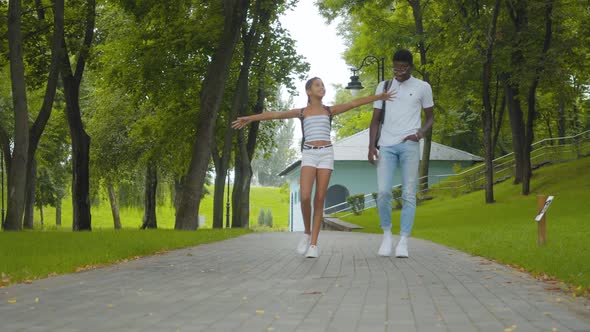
[
  {"xmin": 504, "ymin": 80, "xmax": 526, "ymax": 184},
  {"xmin": 232, "ymin": 132, "xmax": 254, "ymax": 228},
  {"xmin": 56, "ymin": 197, "xmax": 62, "ymax": 226},
  {"xmin": 24, "ymin": 0, "xmax": 64, "ymax": 229},
  {"xmin": 211, "ymin": 128, "xmax": 230, "ymax": 229},
  {"xmin": 61, "ymin": 0, "xmax": 95, "ymax": 231},
  {"xmin": 481, "ymin": 0, "xmax": 501, "ymax": 204},
  {"xmin": 107, "ymin": 182, "xmax": 122, "ymax": 229},
  {"xmin": 503, "ymin": 0, "xmax": 527, "ymax": 185},
  {"xmin": 141, "ymin": 163, "xmax": 158, "ymax": 229},
  {"xmin": 211, "ymin": 158, "xmax": 227, "ymax": 229},
  {"xmin": 408, "ymin": 0, "xmax": 432, "ymax": 191},
  {"xmin": 492, "ymin": 87, "xmax": 505, "ymax": 152},
  {"xmin": 557, "ymin": 97, "xmax": 566, "ymax": 142},
  {"xmin": 23, "ymin": 157, "xmax": 37, "ymax": 228},
  {"xmin": 175, "ymin": 0, "xmax": 249, "ymax": 230},
  {"xmin": 4, "ymin": 0, "xmax": 30, "ymax": 231},
  {"xmin": 232, "ymin": 5, "xmax": 274, "ymax": 228},
  {"xmin": 233, "ymin": 84, "xmax": 266, "ymax": 228},
  {"xmin": 522, "ymin": 0, "xmax": 553, "ymax": 195},
  {"xmin": 173, "ymin": 175, "xmax": 186, "ymax": 214},
  {"xmin": 39, "ymin": 205, "xmax": 44, "ymax": 225}
]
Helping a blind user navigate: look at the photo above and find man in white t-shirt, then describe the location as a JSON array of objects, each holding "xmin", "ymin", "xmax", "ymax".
[{"xmin": 368, "ymin": 49, "xmax": 434, "ymax": 258}]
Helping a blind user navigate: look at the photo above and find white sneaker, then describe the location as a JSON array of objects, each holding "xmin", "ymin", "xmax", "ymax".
[
  {"xmin": 305, "ymin": 245, "xmax": 319, "ymax": 258},
  {"xmin": 296, "ymin": 234, "xmax": 310, "ymax": 255},
  {"xmin": 378, "ymin": 233, "xmax": 393, "ymax": 256},
  {"xmin": 395, "ymin": 236, "xmax": 409, "ymax": 258}
]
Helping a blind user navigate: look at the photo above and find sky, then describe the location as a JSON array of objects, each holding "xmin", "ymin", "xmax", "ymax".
[
  {"xmin": 278, "ymin": 0, "xmax": 351, "ymax": 145},
  {"xmin": 278, "ymin": 0, "xmax": 350, "ymax": 107}
]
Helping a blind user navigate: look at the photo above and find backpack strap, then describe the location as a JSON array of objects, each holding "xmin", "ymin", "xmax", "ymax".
[
  {"xmin": 298, "ymin": 108, "xmax": 305, "ymax": 151},
  {"xmin": 379, "ymin": 79, "xmax": 392, "ymax": 124},
  {"xmin": 375, "ymin": 79, "xmax": 392, "ymax": 149},
  {"xmin": 324, "ymin": 105, "xmax": 332, "ymax": 128}
]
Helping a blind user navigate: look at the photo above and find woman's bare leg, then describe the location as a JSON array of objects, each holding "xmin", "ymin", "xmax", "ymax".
[
  {"xmin": 310, "ymin": 168, "xmax": 332, "ymax": 245},
  {"xmin": 299, "ymin": 166, "xmax": 317, "ymax": 235}
]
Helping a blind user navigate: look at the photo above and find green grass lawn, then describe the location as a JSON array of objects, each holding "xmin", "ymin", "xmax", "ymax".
[
  {"xmin": 0, "ymin": 228, "xmax": 250, "ymax": 286},
  {"xmin": 0, "ymin": 185, "xmax": 287, "ymax": 286},
  {"xmin": 342, "ymin": 157, "xmax": 590, "ymax": 295},
  {"xmin": 34, "ymin": 185, "xmax": 290, "ymax": 231}
]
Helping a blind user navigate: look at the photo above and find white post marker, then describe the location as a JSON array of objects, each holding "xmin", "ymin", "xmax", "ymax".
[{"xmin": 535, "ymin": 195, "xmax": 554, "ymax": 222}]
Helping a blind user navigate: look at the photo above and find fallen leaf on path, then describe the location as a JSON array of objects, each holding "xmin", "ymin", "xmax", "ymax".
[
  {"xmin": 545, "ymin": 286, "xmax": 561, "ymax": 291},
  {"xmin": 302, "ymin": 290, "xmax": 322, "ymax": 295},
  {"xmin": 7, "ymin": 298, "xmax": 17, "ymax": 303}
]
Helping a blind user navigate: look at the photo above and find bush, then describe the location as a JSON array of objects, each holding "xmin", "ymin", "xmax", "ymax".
[
  {"xmin": 257, "ymin": 208, "xmax": 273, "ymax": 227},
  {"xmin": 257, "ymin": 208, "xmax": 266, "ymax": 226},
  {"xmin": 346, "ymin": 194, "xmax": 365, "ymax": 215},
  {"xmin": 265, "ymin": 208, "xmax": 273, "ymax": 227}
]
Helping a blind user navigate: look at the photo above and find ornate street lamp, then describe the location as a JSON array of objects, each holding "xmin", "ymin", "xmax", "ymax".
[{"xmin": 345, "ymin": 55, "xmax": 385, "ymax": 96}]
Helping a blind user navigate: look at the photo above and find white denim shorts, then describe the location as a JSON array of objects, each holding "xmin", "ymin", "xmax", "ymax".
[{"xmin": 301, "ymin": 145, "xmax": 334, "ymax": 170}]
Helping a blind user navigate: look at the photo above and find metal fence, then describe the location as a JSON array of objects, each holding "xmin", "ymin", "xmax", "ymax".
[{"xmin": 326, "ymin": 130, "xmax": 590, "ymax": 218}]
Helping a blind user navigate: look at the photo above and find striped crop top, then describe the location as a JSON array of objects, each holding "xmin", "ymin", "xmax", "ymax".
[{"xmin": 303, "ymin": 115, "xmax": 331, "ymax": 142}]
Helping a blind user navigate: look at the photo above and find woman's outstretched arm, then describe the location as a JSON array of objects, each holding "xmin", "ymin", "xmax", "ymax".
[
  {"xmin": 232, "ymin": 108, "xmax": 301, "ymax": 129},
  {"xmin": 330, "ymin": 89, "xmax": 396, "ymax": 116}
]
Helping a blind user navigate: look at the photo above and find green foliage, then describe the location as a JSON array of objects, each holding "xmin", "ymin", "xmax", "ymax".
[
  {"xmin": 346, "ymin": 194, "xmax": 365, "ymax": 215},
  {"xmin": 343, "ymin": 157, "xmax": 590, "ymax": 291},
  {"xmin": 319, "ymin": 0, "xmax": 590, "ymax": 159}
]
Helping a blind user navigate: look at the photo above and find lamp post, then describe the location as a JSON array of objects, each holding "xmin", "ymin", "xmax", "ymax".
[
  {"xmin": 345, "ymin": 55, "xmax": 385, "ymax": 96},
  {"xmin": 225, "ymin": 168, "xmax": 230, "ymax": 228}
]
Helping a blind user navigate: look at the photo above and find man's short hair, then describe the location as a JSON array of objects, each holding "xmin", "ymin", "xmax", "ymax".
[{"xmin": 393, "ymin": 49, "xmax": 413, "ymax": 66}]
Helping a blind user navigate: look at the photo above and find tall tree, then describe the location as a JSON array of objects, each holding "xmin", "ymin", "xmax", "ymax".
[
  {"xmin": 232, "ymin": 6, "xmax": 309, "ymax": 228},
  {"xmin": 3, "ymin": 0, "xmax": 29, "ymax": 230},
  {"xmin": 60, "ymin": 0, "xmax": 96, "ymax": 230},
  {"xmin": 175, "ymin": 0, "xmax": 250, "ymax": 230},
  {"xmin": 230, "ymin": 0, "xmax": 272, "ymax": 228},
  {"xmin": 23, "ymin": 0, "xmax": 64, "ymax": 229},
  {"xmin": 407, "ymin": 0, "xmax": 434, "ymax": 191},
  {"xmin": 502, "ymin": 0, "xmax": 528, "ymax": 186},
  {"xmin": 481, "ymin": 0, "xmax": 502, "ymax": 203},
  {"xmin": 522, "ymin": 0, "xmax": 553, "ymax": 194},
  {"xmin": 140, "ymin": 161, "xmax": 157, "ymax": 229}
]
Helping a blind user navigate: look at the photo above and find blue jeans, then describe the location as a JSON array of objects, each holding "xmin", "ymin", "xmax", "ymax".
[{"xmin": 376, "ymin": 141, "xmax": 420, "ymax": 236}]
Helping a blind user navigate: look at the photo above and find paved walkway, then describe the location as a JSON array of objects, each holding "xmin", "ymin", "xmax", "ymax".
[{"xmin": 1, "ymin": 231, "xmax": 589, "ymax": 332}]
